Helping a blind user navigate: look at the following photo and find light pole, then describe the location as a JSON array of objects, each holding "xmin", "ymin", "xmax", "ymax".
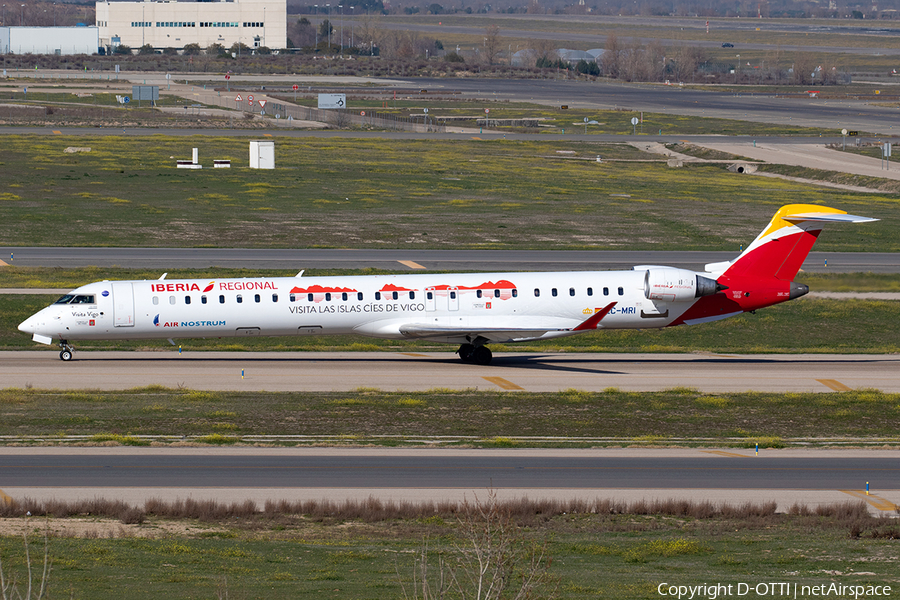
[
  {"xmin": 20, "ymin": 3, "xmax": 24, "ymax": 26},
  {"xmin": 339, "ymin": 4, "xmax": 343, "ymax": 55},
  {"xmin": 314, "ymin": 5, "xmax": 318, "ymax": 49},
  {"xmin": 326, "ymin": 4, "xmax": 330, "ymax": 48}
]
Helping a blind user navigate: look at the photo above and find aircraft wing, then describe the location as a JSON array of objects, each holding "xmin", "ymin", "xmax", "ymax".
[{"xmin": 398, "ymin": 303, "xmax": 617, "ymax": 341}]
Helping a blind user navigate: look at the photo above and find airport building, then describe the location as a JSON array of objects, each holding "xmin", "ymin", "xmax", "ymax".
[
  {"xmin": 95, "ymin": 0, "xmax": 286, "ymax": 52},
  {"xmin": 0, "ymin": 26, "xmax": 100, "ymax": 55}
]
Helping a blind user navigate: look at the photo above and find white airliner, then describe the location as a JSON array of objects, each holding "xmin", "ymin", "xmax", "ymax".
[{"xmin": 18, "ymin": 204, "xmax": 876, "ymax": 364}]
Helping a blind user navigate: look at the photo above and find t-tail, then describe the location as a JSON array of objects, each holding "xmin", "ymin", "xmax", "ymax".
[{"xmin": 676, "ymin": 204, "xmax": 878, "ymax": 325}]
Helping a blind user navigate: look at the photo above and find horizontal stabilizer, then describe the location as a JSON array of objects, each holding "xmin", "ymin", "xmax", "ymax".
[{"xmin": 783, "ymin": 212, "xmax": 879, "ymax": 224}]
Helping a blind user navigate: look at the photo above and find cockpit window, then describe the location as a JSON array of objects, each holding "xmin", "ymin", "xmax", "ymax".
[{"xmin": 54, "ymin": 294, "xmax": 95, "ymax": 305}]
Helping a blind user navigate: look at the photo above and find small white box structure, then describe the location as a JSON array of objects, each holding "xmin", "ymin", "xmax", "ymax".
[
  {"xmin": 176, "ymin": 147, "xmax": 202, "ymax": 169},
  {"xmin": 249, "ymin": 140, "xmax": 275, "ymax": 169},
  {"xmin": 214, "ymin": 160, "xmax": 232, "ymax": 168}
]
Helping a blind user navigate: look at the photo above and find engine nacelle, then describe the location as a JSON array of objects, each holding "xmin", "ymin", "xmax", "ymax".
[{"xmin": 641, "ymin": 267, "xmax": 720, "ymax": 302}]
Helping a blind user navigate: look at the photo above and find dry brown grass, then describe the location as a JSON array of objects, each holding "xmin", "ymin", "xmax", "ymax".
[{"xmin": 0, "ymin": 495, "xmax": 867, "ymax": 527}]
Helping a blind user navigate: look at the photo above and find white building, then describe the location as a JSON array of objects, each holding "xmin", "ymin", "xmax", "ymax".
[
  {"xmin": 0, "ymin": 26, "xmax": 100, "ymax": 55},
  {"xmin": 95, "ymin": 0, "xmax": 286, "ymax": 52}
]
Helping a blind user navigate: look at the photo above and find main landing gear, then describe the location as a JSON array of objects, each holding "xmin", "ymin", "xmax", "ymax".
[
  {"xmin": 58, "ymin": 340, "xmax": 74, "ymax": 362},
  {"xmin": 457, "ymin": 343, "xmax": 492, "ymax": 366}
]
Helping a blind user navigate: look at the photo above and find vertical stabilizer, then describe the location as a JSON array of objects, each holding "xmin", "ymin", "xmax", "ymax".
[{"xmin": 721, "ymin": 204, "xmax": 877, "ymax": 281}]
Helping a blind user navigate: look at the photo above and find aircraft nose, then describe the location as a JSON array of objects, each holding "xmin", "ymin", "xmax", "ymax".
[{"xmin": 18, "ymin": 317, "xmax": 35, "ymax": 334}]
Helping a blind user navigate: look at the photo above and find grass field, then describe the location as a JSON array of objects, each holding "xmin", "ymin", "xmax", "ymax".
[
  {"xmin": 0, "ymin": 498, "xmax": 895, "ymax": 600},
  {"xmin": 0, "ymin": 135, "xmax": 896, "ymax": 251},
  {"xmin": 0, "ymin": 386, "xmax": 897, "ymax": 444}
]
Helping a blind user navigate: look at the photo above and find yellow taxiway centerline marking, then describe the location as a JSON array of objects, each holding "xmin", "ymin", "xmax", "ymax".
[
  {"xmin": 263, "ymin": 133, "xmax": 273, "ymax": 137},
  {"xmin": 840, "ymin": 490, "xmax": 899, "ymax": 511},
  {"xmin": 399, "ymin": 353, "xmax": 429, "ymax": 357},
  {"xmin": 52, "ymin": 130, "xmax": 61, "ymax": 134},
  {"xmin": 0, "ymin": 488, "xmax": 12, "ymax": 504},
  {"xmin": 700, "ymin": 450, "xmax": 750, "ymax": 458},
  {"xmin": 817, "ymin": 379, "xmax": 852, "ymax": 392},
  {"xmin": 482, "ymin": 376, "xmax": 524, "ymax": 391},
  {"xmin": 398, "ymin": 260, "xmax": 426, "ymax": 270}
]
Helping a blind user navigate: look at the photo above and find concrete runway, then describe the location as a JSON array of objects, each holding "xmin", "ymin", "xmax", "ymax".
[
  {"xmin": 3, "ymin": 351, "xmax": 898, "ymax": 393},
  {"xmin": 0, "ymin": 448, "xmax": 896, "ymax": 515}
]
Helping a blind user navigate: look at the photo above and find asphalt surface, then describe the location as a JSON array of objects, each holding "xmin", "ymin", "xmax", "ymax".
[
  {"xmin": 3, "ymin": 351, "xmax": 898, "ymax": 393},
  {"xmin": 0, "ymin": 448, "xmax": 896, "ymax": 514},
  {"xmin": 3, "ymin": 248, "xmax": 897, "ymax": 273},
  {"xmin": 0, "ymin": 452, "xmax": 895, "ymax": 489},
  {"xmin": 10, "ymin": 70, "xmax": 900, "ymax": 134}
]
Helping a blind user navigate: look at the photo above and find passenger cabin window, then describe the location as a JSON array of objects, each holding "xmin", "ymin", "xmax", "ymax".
[
  {"xmin": 494, "ymin": 290, "xmax": 500, "ymax": 298},
  {"xmin": 512, "ymin": 289, "xmax": 518, "ymax": 298},
  {"xmin": 357, "ymin": 292, "xmax": 363, "ymax": 301},
  {"xmin": 375, "ymin": 292, "xmax": 381, "ymax": 300},
  {"xmin": 587, "ymin": 287, "xmax": 593, "ymax": 296},
  {"xmin": 534, "ymin": 288, "xmax": 540, "ymax": 297},
  {"xmin": 618, "ymin": 287, "xmax": 624, "ymax": 296},
  {"xmin": 272, "ymin": 294, "xmax": 278, "ymax": 303},
  {"xmin": 185, "ymin": 296, "xmax": 191, "ymax": 305},
  {"xmin": 569, "ymin": 288, "xmax": 575, "ymax": 297},
  {"xmin": 325, "ymin": 293, "xmax": 332, "ymax": 301},
  {"xmin": 392, "ymin": 291, "xmax": 398, "ymax": 300},
  {"xmin": 477, "ymin": 290, "xmax": 482, "ymax": 298},
  {"xmin": 427, "ymin": 291, "xmax": 433, "ymax": 300},
  {"xmin": 603, "ymin": 287, "xmax": 609, "ymax": 296},
  {"xmin": 169, "ymin": 296, "xmax": 176, "ymax": 305},
  {"xmin": 237, "ymin": 295, "xmax": 243, "ymax": 304},
  {"xmin": 255, "ymin": 294, "xmax": 261, "ymax": 303},
  {"xmin": 409, "ymin": 291, "xmax": 415, "ymax": 300},
  {"xmin": 342, "ymin": 292, "xmax": 348, "ymax": 301},
  {"xmin": 552, "ymin": 288, "xmax": 558, "ymax": 297},
  {"xmin": 308, "ymin": 293, "xmax": 314, "ymax": 302},
  {"xmin": 153, "ymin": 296, "xmax": 159, "ymax": 305},
  {"xmin": 219, "ymin": 295, "xmax": 225, "ymax": 304},
  {"xmin": 450, "ymin": 291, "xmax": 457, "ymax": 299},
  {"xmin": 290, "ymin": 294, "xmax": 296, "ymax": 302},
  {"xmin": 201, "ymin": 295, "xmax": 207, "ymax": 304}
]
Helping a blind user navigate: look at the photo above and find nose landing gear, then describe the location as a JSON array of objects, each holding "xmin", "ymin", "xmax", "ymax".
[{"xmin": 58, "ymin": 340, "xmax": 74, "ymax": 361}]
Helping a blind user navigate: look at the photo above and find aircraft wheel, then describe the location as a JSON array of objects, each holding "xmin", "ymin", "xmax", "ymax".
[
  {"xmin": 472, "ymin": 346, "xmax": 492, "ymax": 366},
  {"xmin": 59, "ymin": 349, "xmax": 73, "ymax": 362},
  {"xmin": 458, "ymin": 343, "xmax": 475, "ymax": 362}
]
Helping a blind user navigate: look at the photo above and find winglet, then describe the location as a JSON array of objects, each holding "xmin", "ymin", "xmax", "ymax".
[{"xmin": 572, "ymin": 302, "xmax": 617, "ymax": 331}]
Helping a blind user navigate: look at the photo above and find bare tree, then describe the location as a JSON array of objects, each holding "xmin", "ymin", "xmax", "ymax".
[
  {"xmin": 399, "ymin": 491, "xmax": 556, "ymax": 600},
  {"xmin": 0, "ymin": 530, "xmax": 52, "ymax": 600},
  {"xmin": 600, "ymin": 34, "xmax": 622, "ymax": 79},
  {"xmin": 355, "ymin": 14, "xmax": 382, "ymax": 56},
  {"xmin": 483, "ymin": 25, "xmax": 502, "ymax": 66},
  {"xmin": 530, "ymin": 37, "xmax": 558, "ymax": 67},
  {"xmin": 791, "ymin": 52, "xmax": 818, "ymax": 85}
]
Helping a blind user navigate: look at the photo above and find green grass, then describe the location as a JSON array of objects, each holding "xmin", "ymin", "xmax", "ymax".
[
  {"xmin": 0, "ymin": 386, "xmax": 897, "ymax": 443},
  {"xmin": 0, "ymin": 505, "xmax": 896, "ymax": 599},
  {"xmin": 1, "ymin": 135, "xmax": 897, "ymax": 251}
]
